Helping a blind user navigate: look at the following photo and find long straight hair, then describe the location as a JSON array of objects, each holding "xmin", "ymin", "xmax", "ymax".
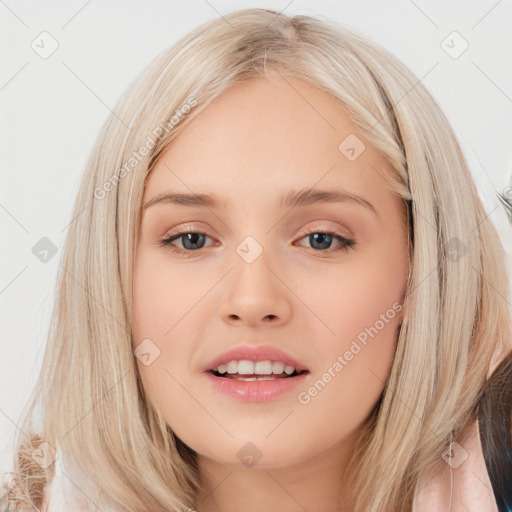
[{"xmin": 2, "ymin": 8, "xmax": 511, "ymax": 512}]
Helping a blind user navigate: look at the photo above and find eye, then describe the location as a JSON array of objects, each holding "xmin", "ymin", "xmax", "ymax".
[
  {"xmin": 296, "ymin": 228, "xmax": 356, "ymax": 253},
  {"xmin": 158, "ymin": 227, "xmax": 356, "ymax": 256},
  {"xmin": 159, "ymin": 227, "xmax": 216, "ymax": 256}
]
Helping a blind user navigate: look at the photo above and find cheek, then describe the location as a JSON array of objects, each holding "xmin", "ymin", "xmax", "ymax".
[
  {"xmin": 131, "ymin": 250, "xmax": 203, "ymax": 341},
  {"xmin": 131, "ymin": 252, "xmax": 208, "ymax": 419},
  {"xmin": 299, "ymin": 252, "xmax": 405, "ymax": 344},
  {"xmin": 295, "ymin": 249, "xmax": 405, "ymax": 413},
  {"xmin": 294, "ymin": 286, "xmax": 400, "ymax": 443}
]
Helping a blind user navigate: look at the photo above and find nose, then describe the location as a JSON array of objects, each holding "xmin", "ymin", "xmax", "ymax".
[{"xmin": 218, "ymin": 251, "xmax": 292, "ymax": 328}]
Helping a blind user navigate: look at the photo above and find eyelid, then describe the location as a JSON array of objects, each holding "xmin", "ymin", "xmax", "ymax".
[
  {"xmin": 158, "ymin": 222, "xmax": 357, "ymax": 258},
  {"xmin": 161, "ymin": 221, "xmax": 352, "ymax": 239},
  {"xmin": 298, "ymin": 223, "xmax": 353, "ymax": 239},
  {"xmin": 160, "ymin": 225, "xmax": 217, "ymax": 245},
  {"xmin": 295, "ymin": 225, "xmax": 356, "ymax": 252}
]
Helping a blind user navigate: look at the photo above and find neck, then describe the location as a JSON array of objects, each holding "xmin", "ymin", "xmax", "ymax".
[{"xmin": 194, "ymin": 438, "xmax": 356, "ymax": 512}]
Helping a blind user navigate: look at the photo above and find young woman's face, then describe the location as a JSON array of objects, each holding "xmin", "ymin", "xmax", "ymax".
[{"xmin": 132, "ymin": 76, "xmax": 408, "ymax": 472}]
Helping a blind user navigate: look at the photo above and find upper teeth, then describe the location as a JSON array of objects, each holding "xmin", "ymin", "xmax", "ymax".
[{"xmin": 215, "ymin": 360, "xmax": 297, "ymax": 375}]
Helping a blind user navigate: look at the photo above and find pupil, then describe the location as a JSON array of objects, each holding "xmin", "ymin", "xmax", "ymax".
[
  {"xmin": 183, "ymin": 233, "xmax": 205, "ymax": 250},
  {"xmin": 310, "ymin": 233, "xmax": 332, "ymax": 250}
]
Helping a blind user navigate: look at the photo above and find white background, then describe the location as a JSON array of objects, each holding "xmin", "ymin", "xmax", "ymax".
[{"xmin": 1, "ymin": 0, "xmax": 511, "ymax": 474}]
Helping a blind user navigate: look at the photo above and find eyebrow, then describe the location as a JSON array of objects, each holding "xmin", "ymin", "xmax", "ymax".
[{"xmin": 143, "ymin": 188, "xmax": 376, "ymax": 215}]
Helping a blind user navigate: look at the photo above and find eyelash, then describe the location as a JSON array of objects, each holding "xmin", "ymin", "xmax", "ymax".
[{"xmin": 158, "ymin": 226, "xmax": 356, "ymax": 257}]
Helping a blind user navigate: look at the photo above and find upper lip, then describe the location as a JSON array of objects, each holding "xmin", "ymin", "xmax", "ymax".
[{"xmin": 202, "ymin": 344, "xmax": 309, "ymax": 373}]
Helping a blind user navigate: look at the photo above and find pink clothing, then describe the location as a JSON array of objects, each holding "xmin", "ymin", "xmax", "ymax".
[{"xmin": 413, "ymin": 418, "xmax": 498, "ymax": 511}]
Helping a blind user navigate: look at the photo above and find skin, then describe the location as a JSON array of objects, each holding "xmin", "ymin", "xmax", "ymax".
[{"xmin": 132, "ymin": 75, "xmax": 409, "ymax": 512}]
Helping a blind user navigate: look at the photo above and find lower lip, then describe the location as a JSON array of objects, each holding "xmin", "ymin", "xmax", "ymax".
[{"xmin": 203, "ymin": 371, "xmax": 309, "ymax": 402}]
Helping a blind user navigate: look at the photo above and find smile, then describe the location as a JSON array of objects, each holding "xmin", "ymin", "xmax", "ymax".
[
  {"xmin": 212, "ymin": 359, "xmax": 306, "ymax": 380},
  {"xmin": 204, "ymin": 363, "xmax": 309, "ymax": 401}
]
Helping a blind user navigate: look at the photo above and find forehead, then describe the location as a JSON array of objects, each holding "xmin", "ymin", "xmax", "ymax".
[
  {"xmin": 164, "ymin": 76, "xmax": 360, "ymax": 162},
  {"xmin": 144, "ymin": 76, "xmax": 395, "ymax": 209}
]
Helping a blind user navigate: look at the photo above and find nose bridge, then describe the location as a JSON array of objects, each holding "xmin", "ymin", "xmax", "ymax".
[{"xmin": 218, "ymin": 231, "xmax": 292, "ymax": 327}]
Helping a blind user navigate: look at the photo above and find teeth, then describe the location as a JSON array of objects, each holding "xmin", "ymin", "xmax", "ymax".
[
  {"xmin": 272, "ymin": 361, "xmax": 285, "ymax": 374},
  {"xmin": 238, "ymin": 360, "xmax": 255, "ymax": 375},
  {"xmin": 255, "ymin": 361, "xmax": 273, "ymax": 374},
  {"xmin": 214, "ymin": 360, "xmax": 299, "ymax": 376},
  {"xmin": 284, "ymin": 365, "xmax": 295, "ymax": 375},
  {"xmin": 226, "ymin": 361, "xmax": 238, "ymax": 373}
]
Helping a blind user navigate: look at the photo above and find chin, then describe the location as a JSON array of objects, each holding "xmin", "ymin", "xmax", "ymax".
[{"xmin": 193, "ymin": 439, "xmax": 310, "ymax": 471}]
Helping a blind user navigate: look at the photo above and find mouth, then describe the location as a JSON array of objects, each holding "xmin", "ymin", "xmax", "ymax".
[
  {"xmin": 204, "ymin": 365, "xmax": 310, "ymax": 402},
  {"xmin": 201, "ymin": 345, "xmax": 310, "ymax": 400},
  {"xmin": 208, "ymin": 368, "xmax": 309, "ymax": 381},
  {"xmin": 207, "ymin": 359, "xmax": 309, "ymax": 381},
  {"xmin": 203, "ymin": 369, "xmax": 309, "ymax": 402}
]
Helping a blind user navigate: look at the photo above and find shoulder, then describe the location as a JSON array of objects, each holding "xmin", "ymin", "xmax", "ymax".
[{"xmin": 413, "ymin": 418, "xmax": 500, "ymax": 511}]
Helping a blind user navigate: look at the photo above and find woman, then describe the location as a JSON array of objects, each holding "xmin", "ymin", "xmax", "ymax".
[{"xmin": 2, "ymin": 8, "xmax": 511, "ymax": 512}]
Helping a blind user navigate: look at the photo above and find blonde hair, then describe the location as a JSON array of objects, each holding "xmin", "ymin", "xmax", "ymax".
[{"xmin": 2, "ymin": 8, "xmax": 511, "ymax": 512}]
